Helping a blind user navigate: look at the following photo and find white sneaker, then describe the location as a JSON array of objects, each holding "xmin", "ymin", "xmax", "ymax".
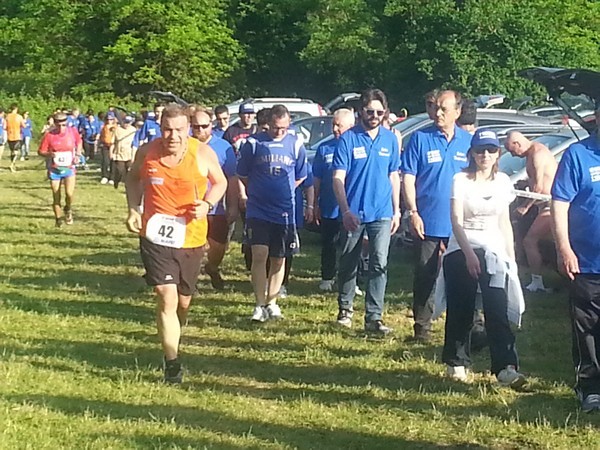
[
  {"xmin": 319, "ymin": 279, "xmax": 334, "ymax": 291},
  {"xmin": 446, "ymin": 365, "xmax": 469, "ymax": 382},
  {"xmin": 266, "ymin": 303, "xmax": 283, "ymax": 319},
  {"xmin": 497, "ymin": 365, "xmax": 527, "ymax": 388},
  {"xmin": 525, "ymin": 282, "xmax": 549, "ymax": 293},
  {"xmin": 108, "ymin": 179, "xmax": 115, "ymax": 185},
  {"xmin": 251, "ymin": 306, "xmax": 269, "ymax": 322},
  {"xmin": 355, "ymin": 286, "xmax": 363, "ymax": 296},
  {"xmin": 278, "ymin": 286, "xmax": 288, "ymax": 298},
  {"xmin": 19, "ymin": 156, "xmax": 25, "ymax": 161},
  {"xmin": 100, "ymin": 177, "xmax": 109, "ymax": 184}
]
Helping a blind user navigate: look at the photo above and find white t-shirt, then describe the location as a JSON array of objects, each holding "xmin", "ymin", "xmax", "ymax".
[{"xmin": 446, "ymin": 171, "xmax": 515, "ymax": 256}]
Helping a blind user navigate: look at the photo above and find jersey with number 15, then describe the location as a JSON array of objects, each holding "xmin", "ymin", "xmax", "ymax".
[{"xmin": 237, "ymin": 130, "xmax": 307, "ymax": 225}]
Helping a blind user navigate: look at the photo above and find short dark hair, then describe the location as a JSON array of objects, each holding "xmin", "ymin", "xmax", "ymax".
[
  {"xmin": 256, "ymin": 108, "xmax": 271, "ymax": 127},
  {"xmin": 154, "ymin": 102, "xmax": 165, "ymax": 109},
  {"xmin": 214, "ymin": 104, "xmax": 228, "ymax": 116},
  {"xmin": 360, "ymin": 88, "xmax": 388, "ymax": 111},
  {"xmin": 9, "ymin": 103, "xmax": 18, "ymax": 111},
  {"xmin": 160, "ymin": 103, "xmax": 189, "ymax": 125},
  {"xmin": 457, "ymin": 100, "xmax": 477, "ymax": 126},
  {"xmin": 424, "ymin": 89, "xmax": 439, "ymax": 102},
  {"xmin": 86, "ymin": 109, "xmax": 94, "ymax": 116},
  {"xmin": 269, "ymin": 104, "xmax": 290, "ymax": 121}
]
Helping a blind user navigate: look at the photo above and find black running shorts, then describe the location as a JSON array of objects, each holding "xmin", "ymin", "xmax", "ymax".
[
  {"xmin": 245, "ymin": 217, "xmax": 299, "ymax": 258},
  {"xmin": 139, "ymin": 237, "xmax": 204, "ymax": 296}
]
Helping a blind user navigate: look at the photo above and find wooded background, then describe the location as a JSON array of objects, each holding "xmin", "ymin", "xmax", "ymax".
[{"xmin": 1, "ymin": 0, "xmax": 598, "ymax": 111}]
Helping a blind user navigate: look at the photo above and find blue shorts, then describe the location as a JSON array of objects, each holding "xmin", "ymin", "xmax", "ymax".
[{"xmin": 48, "ymin": 167, "xmax": 76, "ymax": 181}]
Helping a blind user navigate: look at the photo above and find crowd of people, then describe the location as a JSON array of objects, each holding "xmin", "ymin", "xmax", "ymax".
[{"xmin": 10, "ymin": 87, "xmax": 600, "ymax": 413}]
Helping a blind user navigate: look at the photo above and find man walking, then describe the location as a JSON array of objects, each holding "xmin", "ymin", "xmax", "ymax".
[
  {"xmin": 551, "ymin": 106, "xmax": 600, "ymax": 412},
  {"xmin": 126, "ymin": 104, "xmax": 227, "ymax": 383},
  {"xmin": 191, "ymin": 106, "xmax": 238, "ymax": 290},
  {"xmin": 332, "ymin": 89, "xmax": 401, "ymax": 334},
  {"xmin": 6, "ymin": 104, "xmax": 25, "ymax": 172},
  {"xmin": 401, "ymin": 90, "xmax": 472, "ymax": 342},
  {"xmin": 237, "ymin": 105, "xmax": 307, "ymax": 322},
  {"xmin": 312, "ymin": 108, "xmax": 355, "ymax": 291}
]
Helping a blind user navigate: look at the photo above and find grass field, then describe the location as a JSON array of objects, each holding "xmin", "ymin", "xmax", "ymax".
[{"xmin": 1, "ymin": 157, "xmax": 600, "ymax": 449}]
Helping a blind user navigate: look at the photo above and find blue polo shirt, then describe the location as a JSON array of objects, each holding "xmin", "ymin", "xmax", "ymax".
[
  {"xmin": 295, "ymin": 163, "xmax": 314, "ymax": 229},
  {"xmin": 212, "ymin": 127, "xmax": 226, "ymax": 139},
  {"xmin": 207, "ymin": 136, "xmax": 236, "ymax": 216},
  {"xmin": 22, "ymin": 118, "xmax": 33, "ymax": 139},
  {"xmin": 237, "ymin": 130, "xmax": 307, "ymax": 225},
  {"xmin": 332, "ymin": 124, "xmax": 400, "ymax": 223},
  {"xmin": 83, "ymin": 118, "xmax": 101, "ymax": 144},
  {"xmin": 401, "ymin": 125, "xmax": 471, "ymax": 238},
  {"xmin": 138, "ymin": 118, "xmax": 161, "ymax": 143},
  {"xmin": 552, "ymin": 134, "xmax": 600, "ymax": 273},
  {"xmin": 312, "ymin": 137, "xmax": 340, "ymax": 219}
]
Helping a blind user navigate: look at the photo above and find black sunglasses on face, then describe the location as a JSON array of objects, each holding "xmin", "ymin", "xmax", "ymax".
[
  {"xmin": 364, "ymin": 108, "xmax": 386, "ymax": 117},
  {"xmin": 192, "ymin": 123, "xmax": 211, "ymax": 130},
  {"xmin": 472, "ymin": 147, "xmax": 500, "ymax": 155}
]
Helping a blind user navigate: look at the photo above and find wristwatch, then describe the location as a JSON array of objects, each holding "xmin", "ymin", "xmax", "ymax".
[
  {"xmin": 407, "ymin": 210, "xmax": 418, "ymax": 217},
  {"xmin": 204, "ymin": 200, "xmax": 214, "ymax": 212}
]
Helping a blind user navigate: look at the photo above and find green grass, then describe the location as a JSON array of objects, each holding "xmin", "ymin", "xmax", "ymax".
[{"xmin": 1, "ymin": 157, "xmax": 600, "ymax": 449}]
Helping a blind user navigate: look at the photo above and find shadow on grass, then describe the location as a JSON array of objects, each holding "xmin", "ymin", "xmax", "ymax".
[{"xmin": 4, "ymin": 393, "xmax": 471, "ymax": 449}]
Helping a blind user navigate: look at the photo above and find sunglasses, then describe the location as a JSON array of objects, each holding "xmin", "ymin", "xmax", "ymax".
[
  {"xmin": 192, "ymin": 123, "xmax": 211, "ymax": 130},
  {"xmin": 472, "ymin": 147, "xmax": 500, "ymax": 155},
  {"xmin": 364, "ymin": 108, "xmax": 386, "ymax": 117}
]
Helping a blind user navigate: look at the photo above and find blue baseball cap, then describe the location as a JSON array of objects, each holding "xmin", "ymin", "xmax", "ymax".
[
  {"xmin": 239, "ymin": 103, "xmax": 255, "ymax": 114},
  {"xmin": 470, "ymin": 129, "xmax": 500, "ymax": 149},
  {"xmin": 106, "ymin": 111, "xmax": 117, "ymax": 120}
]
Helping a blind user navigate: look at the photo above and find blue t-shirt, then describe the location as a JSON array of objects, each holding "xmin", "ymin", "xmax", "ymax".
[
  {"xmin": 212, "ymin": 127, "xmax": 226, "ymax": 139},
  {"xmin": 295, "ymin": 163, "xmax": 314, "ymax": 229},
  {"xmin": 82, "ymin": 118, "xmax": 101, "ymax": 144},
  {"xmin": 22, "ymin": 118, "xmax": 33, "ymax": 138},
  {"xmin": 332, "ymin": 124, "xmax": 400, "ymax": 223},
  {"xmin": 401, "ymin": 125, "xmax": 471, "ymax": 238},
  {"xmin": 0, "ymin": 117, "xmax": 5, "ymax": 144},
  {"xmin": 138, "ymin": 118, "xmax": 161, "ymax": 144},
  {"xmin": 551, "ymin": 134, "xmax": 600, "ymax": 273},
  {"xmin": 207, "ymin": 136, "xmax": 236, "ymax": 216},
  {"xmin": 237, "ymin": 130, "xmax": 308, "ymax": 225},
  {"xmin": 312, "ymin": 137, "xmax": 340, "ymax": 219}
]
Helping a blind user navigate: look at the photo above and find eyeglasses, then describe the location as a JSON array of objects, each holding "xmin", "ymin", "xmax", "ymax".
[
  {"xmin": 472, "ymin": 147, "xmax": 500, "ymax": 155},
  {"xmin": 364, "ymin": 108, "xmax": 386, "ymax": 117},
  {"xmin": 192, "ymin": 123, "xmax": 211, "ymax": 130}
]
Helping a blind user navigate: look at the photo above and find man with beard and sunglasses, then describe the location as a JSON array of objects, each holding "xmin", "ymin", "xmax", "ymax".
[
  {"xmin": 191, "ymin": 106, "xmax": 238, "ymax": 290},
  {"xmin": 332, "ymin": 88, "xmax": 401, "ymax": 335},
  {"xmin": 401, "ymin": 90, "xmax": 472, "ymax": 342}
]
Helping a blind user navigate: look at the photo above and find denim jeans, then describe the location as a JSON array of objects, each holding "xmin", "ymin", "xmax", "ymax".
[
  {"xmin": 337, "ymin": 219, "xmax": 391, "ymax": 322},
  {"xmin": 21, "ymin": 137, "xmax": 31, "ymax": 157}
]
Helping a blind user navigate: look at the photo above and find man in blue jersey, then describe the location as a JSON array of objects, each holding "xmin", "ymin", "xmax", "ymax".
[
  {"xmin": 401, "ymin": 90, "xmax": 472, "ymax": 342},
  {"xmin": 82, "ymin": 110, "xmax": 101, "ymax": 161},
  {"xmin": 135, "ymin": 103, "xmax": 165, "ymax": 148},
  {"xmin": 237, "ymin": 105, "xmax": 307, "ymax": 322},
  {"xmin": 312, "ymin": 108, "xmax": 355, "ymax": 291},
  {"xmin": 0, "ymin": 109, "xmax": 6, "ymax": 162},
  {"xmin": 552, "ymin": 106, "xmax": 600, "ymax": 413},
  {"xmin": 212, "ymin": 104, "xmax": 230, "ymax": 139},
  {"xmin": 191, "ymin": 106, "xmax": 238, "ymax": 290},
  {"xmin": 332, "ymin": 89, "xmax": 401, "ymax": 335}
]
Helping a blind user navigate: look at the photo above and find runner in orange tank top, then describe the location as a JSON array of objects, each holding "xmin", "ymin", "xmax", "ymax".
[{"xmin": 126, "ymin": 104, "xmax": 227, "ymax": 384}]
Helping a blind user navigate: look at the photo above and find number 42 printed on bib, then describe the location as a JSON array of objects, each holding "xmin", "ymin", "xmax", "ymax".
[{"xmin": 146, "ymin": 214, "xmax": 187, "ymax": 248}]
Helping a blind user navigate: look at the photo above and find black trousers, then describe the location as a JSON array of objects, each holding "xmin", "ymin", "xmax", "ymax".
[
  {"xmin": 412, "ymin": 237, "xmax": 447, "ymax": 337},
  {"xmin": 100, "ymin": 145, "xmax": 112, "ymax": 179},
  {"xmin": 442, "ymin": 249, "xmax": 518, "ymax": 375},
  {"xmin": 84, "ymin": 141, "xmax": 96, "ymax": 160},
  {"xmin": 320, "ymin": 218, "xmax": 341, "ymax": 281},
  {"xmin": 570, "ymin": 274, "xmax": 600, "ymax": 397},
  {"xmin": 112, "ymin": 160, "xmax": 131, "ymax": 188}
]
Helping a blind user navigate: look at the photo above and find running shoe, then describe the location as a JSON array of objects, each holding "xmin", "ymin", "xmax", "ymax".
[
  {"xmin": 64, "ymin": 208, "xmax": 74, "ymax": 225},
  {"xmin": 100, "ymin": 177, "xmax": 109, "ymax": 184},
  {"xmin": 581, "ymin": 393, "xmax": 600, "ymax": 413},
  {"xmin": 266, "ymin": 303, "xmax": 283, "ymax": 320},
  {"xmin": 355, "ymin": 286, "xmax": 364, "ymax": 296},
  {"xmin": 204, "ymin": 264, "xmax": 225, "ymax": 290},
  {"xmin": 251, "ymin": 305, "xmax": 269, "ymax": 323},
  {"xmin": 55, "ymin": 218, "xmax": 63, "ymax": 228},
  {"xmin": 278, "ymin": 286, "xmax": 288, "ymax": 298},
  {"xmin": 497, "ymin": 365, "xmax": 527, "ymax": 389},
  {"xmin": 336, "ymin": 309, "xmax": 353, "ymax": 328},
  {"xmin": 163, "ymin": 358, "xmax": 183, "ymax": 384},
  {"xmin": 364, "ymin": 320, "xmax": 393, "ymax": 335},
  {"xmin": 319, "ymin": 279, "xmax": 334, "ymax": 291},
  {"xmin": 446, "ymin": 365, "xmax": 469, "ymax": 382}
]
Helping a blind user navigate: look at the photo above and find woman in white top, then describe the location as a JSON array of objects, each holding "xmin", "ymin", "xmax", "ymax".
[{"xmin": 441, "ymin": 129, "xmax": 526, "ymax": 388}]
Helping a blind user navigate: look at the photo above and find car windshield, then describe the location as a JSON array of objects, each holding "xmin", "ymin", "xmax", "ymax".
[
  {"xmin": 498, "ymin": 134, "xmax": 572, "ymax": 176},
  {"xmin": 393, "ymin": 114, "xmax": 429, "ymax": 133}
]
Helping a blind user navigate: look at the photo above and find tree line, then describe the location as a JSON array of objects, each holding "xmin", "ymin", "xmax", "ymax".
[{"xmin": 0, "ymin": 0, "xmax": 598, "ymax": 111}]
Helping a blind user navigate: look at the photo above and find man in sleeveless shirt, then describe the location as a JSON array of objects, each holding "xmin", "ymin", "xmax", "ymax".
[{"xmin": 126, "ymin": 104, "xmax": 227, "ymax": 383}]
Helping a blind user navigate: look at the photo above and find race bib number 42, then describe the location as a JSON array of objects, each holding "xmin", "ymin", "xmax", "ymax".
[
  {"xmin": 146, "ymin": 214, "xmax": 187, "ymax": 248},
  {"xmin": 53, "ymin": 151, "xmax": 74, "ymax": 167}
]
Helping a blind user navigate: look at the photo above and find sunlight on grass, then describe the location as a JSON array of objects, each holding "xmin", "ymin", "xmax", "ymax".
[{"xmin": 1, "ymin": 159, "xmax": 600, "ymax": 449}]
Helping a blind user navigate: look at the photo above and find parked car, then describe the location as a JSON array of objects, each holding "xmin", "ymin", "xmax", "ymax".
[
  {"xmin": 290, "ymin": 116, "xmax": 333, "ymax": 153},
  {"xmin": 226, "ymin": 97, "xmax": 326, "ymax": 119},
  {"xmin": 498, "ymin": 128, "xmax": 589, "ymax": 184}
]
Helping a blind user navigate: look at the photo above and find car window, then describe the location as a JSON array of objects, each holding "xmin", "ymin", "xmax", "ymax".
[
  {"xmin": 479, "ymin": 118, "xmax": 524, "ymax": 126},
  {"xmin": 498, "ymin": 153, "xmax": 526, "ymax": 176},
  {"xmin": 394, "ymin": 115, "xmax": 429, "ymax": 133},
  {"xmin": 532, "ymin": 134, "xmax": 571, "ymax": 149}
]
